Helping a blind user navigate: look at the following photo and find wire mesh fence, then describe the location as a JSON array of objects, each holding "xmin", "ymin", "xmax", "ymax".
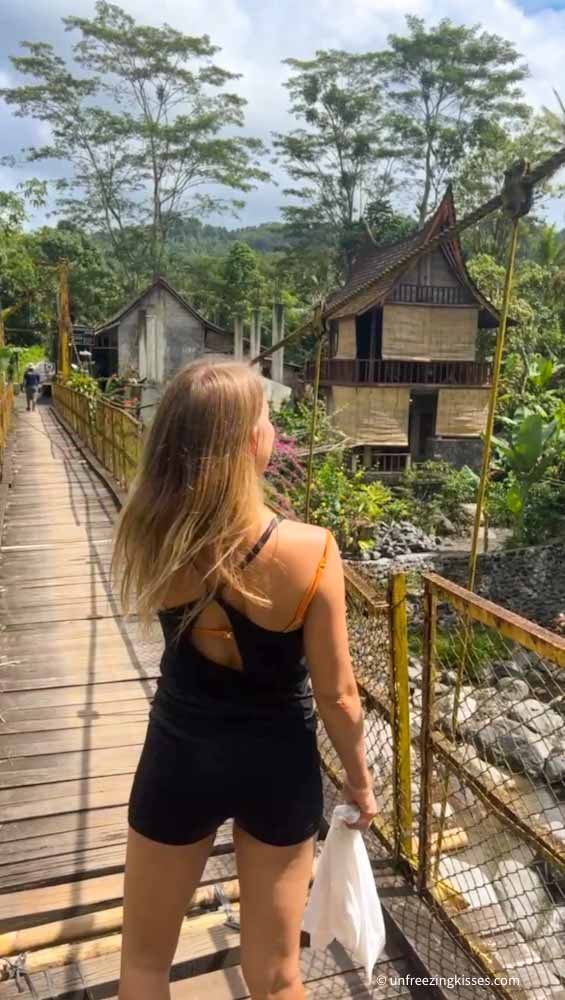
[{"xmin": 416, "ymin": 572, "xmax": 565, "ymax": 999}]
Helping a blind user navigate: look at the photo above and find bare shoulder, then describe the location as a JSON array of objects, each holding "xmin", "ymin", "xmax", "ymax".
[{"xmin": 275, "ymin": 519, "xmax": 340, "ymax": 575}]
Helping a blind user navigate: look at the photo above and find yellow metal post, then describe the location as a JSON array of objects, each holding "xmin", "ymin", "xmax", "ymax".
[
  {"xmin": 418, "ymin": 578, "xmax": 437, "ymax": 891},
  {"xmin": 304, "ymin": 324, "xmax": 324, "ymax": 523},
  {"xmin": 389, "ymin": 573, "xmax": 414, "ymax": 864},
  {"xmin": 57, "ymin": 261, "xmax": 72, "ymax": 379}
]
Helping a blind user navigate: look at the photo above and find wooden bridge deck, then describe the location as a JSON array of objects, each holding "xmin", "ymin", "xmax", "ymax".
[{"xmin": 0, "ymin": 400, "xmax": 438, "ymax": 999}]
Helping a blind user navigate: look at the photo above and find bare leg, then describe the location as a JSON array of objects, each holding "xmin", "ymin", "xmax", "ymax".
[
  {"xmin": 235, "ymin": 824, "xmax": 314, "ymax": 1000},
  {"xmin": 119, "ymin": 826, "xmax": 215, "ymax": 1000}
]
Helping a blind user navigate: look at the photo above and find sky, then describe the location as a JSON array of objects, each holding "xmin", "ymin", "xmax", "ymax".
[{"xmin": 1, "ymin": 0, "xmax": 565, "ymax": 230}]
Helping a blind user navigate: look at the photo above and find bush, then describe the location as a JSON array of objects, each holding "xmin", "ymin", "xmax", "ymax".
[
  {"xmin": 308, "ymin": 453, "xmax": 394, "ymax": 552},
  {"xmin": 397, "ymin": 460, "xmax": 479, "ymax": 533},
  {"xmin": 266, "ymin": 440, "xmax": 396, "ymax": 553},
  {"xmin": 271, "ymin": 396, "xmax": 341, "ymax": 447},
  {"xmin": 64, "ymin": 370, "xmax": 100, "ymax": 399}
]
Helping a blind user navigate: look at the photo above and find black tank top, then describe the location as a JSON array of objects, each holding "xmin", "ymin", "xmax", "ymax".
[{"xmin": 150, "ymin": 516, "xmax": 316, "ymax": 733}]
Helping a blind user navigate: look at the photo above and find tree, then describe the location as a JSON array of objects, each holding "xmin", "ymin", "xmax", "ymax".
[
  {"xmin": 535, "ymin": 224, "xmax": 565, "ymax": 269},
  {"xmin": 274, "ymin": 50, "xmax": 395, "ymax": 279},
  {"xmin": 220, "ymin": 242, "xmax": 265, "ymax": 323},
  {"xmin": 381, "ymin": 17, "xmax": 530, "ymax": 225},
  {"xmin": 456, "ymin": 117, "xmax": 558, "ymax": 260},
  {"xmin": 0, "ymin": 1, "xmax": 267, "ymax": 279}
]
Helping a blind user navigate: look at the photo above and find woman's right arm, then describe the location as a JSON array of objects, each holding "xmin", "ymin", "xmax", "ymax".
[{"xmin": 303, "ymin": 531, "xmax": 377, "ymax": 829}]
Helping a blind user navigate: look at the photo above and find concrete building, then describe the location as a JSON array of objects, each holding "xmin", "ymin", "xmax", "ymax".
[
  {"xmin": 92, "ymin": 276, "xmax": 292, "ymax": 415},
  {"xmin": 93, "ymin": 276, "xmax": 232, "ymax": 382}
]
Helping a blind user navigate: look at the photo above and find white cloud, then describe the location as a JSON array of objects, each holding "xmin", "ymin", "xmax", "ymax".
[{"xmin": 1, "ymin": 0, "xmax": 565, "ymax": 225}]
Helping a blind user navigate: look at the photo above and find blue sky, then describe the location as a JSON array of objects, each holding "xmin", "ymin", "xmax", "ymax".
[{"xmin": 1, "ymin": 0, "xmax": 565, "ymax": 229}]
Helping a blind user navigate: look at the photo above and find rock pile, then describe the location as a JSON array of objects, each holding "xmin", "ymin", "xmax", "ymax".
[{"xmin": 363, "ymin": 520, "xmax": 437, "ymax": 563}]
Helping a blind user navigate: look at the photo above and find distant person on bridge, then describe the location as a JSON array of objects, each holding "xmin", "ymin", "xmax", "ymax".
[
  {"xmin": 112, "ymin": 357, "xmax": 377, "ymax": 1000},
  {"xmin": 22, "ymin": 364, "xmax": 40, "ymax": 411}
]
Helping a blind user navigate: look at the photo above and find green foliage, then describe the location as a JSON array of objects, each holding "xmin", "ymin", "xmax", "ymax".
[
  {"xmin": 220, "ymin": 242, "xmax": 265, "ymax": 322},
  {"xmin": 272, "ymin": 397, "xmax": 341, "ymax": 447},
  {"xmin": 0, "ymin": 344, "xmax": 44, "ymax": 380},
  {"xmin": 307, "ymin": 453, "xmax": 394, "ymax": 552},
  {"xmin": 492, "ymin": 409, "xmax": 565, "ymax": 537},
  {"xmin": 64, "ymin": 370, "xmax": 100, "ymax": 399},
  {"xmin": 396, "ymin": 460, "xmax": 479, "ymax": 533},
  {"xmin": 456, "ymin": 118, "xmax": 558, "ymax": 261}
]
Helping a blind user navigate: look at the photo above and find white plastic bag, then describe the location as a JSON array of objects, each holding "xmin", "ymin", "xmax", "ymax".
[{"xmin": 303, "ymin": 804, "xmax": 386, "ymax": 984}]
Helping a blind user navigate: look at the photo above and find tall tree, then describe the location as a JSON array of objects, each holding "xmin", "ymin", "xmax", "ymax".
[
  {"xmin": 455, "ymin": 117, "xmax": 558, "ymax": 260},
  {"xmin": 0, "ymin": 1, "xmax": 267, "ymax": 278},
  {"xmin": 274, "ymin": 50, "xmax": 395, "ymax": 279},
  {"xmin": 220, "ymin": 241, "xmax": 265, "ymax": 324},
  {"xmin": 381, "ymin": 17, "xmax": 530, "ymax": 225}
]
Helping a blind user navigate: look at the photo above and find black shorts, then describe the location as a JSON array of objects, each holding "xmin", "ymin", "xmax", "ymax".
[{"xmin": 128, "ymin": 715, "xmax": 324, "ymax": 847}]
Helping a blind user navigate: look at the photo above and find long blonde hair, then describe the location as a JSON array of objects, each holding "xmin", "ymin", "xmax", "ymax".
[{"xmin": 112, "ymin": 357, "xmax": 266, "ymax": 626}]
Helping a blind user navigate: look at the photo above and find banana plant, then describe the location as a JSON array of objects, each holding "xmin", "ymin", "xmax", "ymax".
[{"xmin": 492, "ymin": 411, "xmax": 563, "ymax": 521}]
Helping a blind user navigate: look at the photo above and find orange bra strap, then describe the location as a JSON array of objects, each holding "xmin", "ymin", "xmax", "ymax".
[
  {"xmin": 192, "ymin": 625, "xmax": 234, "ymax": 639},
  {"xmin": 284, "ymin": 530, "xmax": 331, "ymax": 631}
]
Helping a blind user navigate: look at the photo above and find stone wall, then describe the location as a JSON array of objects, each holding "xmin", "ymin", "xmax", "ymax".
[
  {"xmin": 360, "ymin": 540, "xmax": 565, "ymax": 627},
  {"xmin": 425, "ymin": 435, "xmax": 483, "ymax": 472},
  {"xmin": 435, "ymin": 542, "xmax": 565, "ymax": 626}
]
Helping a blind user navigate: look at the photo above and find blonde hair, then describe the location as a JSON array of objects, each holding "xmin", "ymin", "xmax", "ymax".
[{"xmin": 112, "ymin": 357, "xmax": 266, "ymax": 627}]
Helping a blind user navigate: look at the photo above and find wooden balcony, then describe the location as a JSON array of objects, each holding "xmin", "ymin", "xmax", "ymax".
[
  {"xmin": 304, "ymin": 358, "xmax": 492, "ymax": 387},
  {"xmin": 390, "ymin": 284, "xmax": 468, "ymax": 305}
]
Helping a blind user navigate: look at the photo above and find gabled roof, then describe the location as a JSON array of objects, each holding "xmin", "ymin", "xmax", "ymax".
[
  {"xmin": 94, "ymin": 276, "xmax": 229, "ymax": 338},
  {"xmin": 325, "ymin": 188, "xmax": 502, "ymax": 328}
]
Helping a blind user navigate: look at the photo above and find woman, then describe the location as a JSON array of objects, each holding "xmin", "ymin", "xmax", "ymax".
[{"xmin": 113, "ymin": 357, "xmax": 377, "ymax": 1000}]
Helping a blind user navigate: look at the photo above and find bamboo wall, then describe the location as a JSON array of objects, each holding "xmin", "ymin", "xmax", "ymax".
[
  {"xmin": 331, "ymin": 386, "xmax": 410, "ymax": 445},
  {"xmin": 435, "ymin": 388, "xmax": 490, "ymax": 437},
  {"xmin": 336, "ymin": 316, "xmax": 356, "ymax": 358},
  {"xmin": 382, "ymin": 306, "xmax": 478, "ymax": 362}
]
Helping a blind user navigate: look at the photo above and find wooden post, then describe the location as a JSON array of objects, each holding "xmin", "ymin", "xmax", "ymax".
[
  {"xmin": 271, "ymin": 303, "xmax": 285, "ymax": 383},
  {"xmin": 418, "ymin": 578, "xmax": 437, "ymax": 892},
  {"xmin": 57, "ymin": 261, "xmax": 72, "ymax": 379},
  {"xmin": 389, "ymin": 573, "xmax": 414, "ymax": 864},
  {"xmin": 234, "ymin": 316, "xmax": 244, "ymax": 361}
]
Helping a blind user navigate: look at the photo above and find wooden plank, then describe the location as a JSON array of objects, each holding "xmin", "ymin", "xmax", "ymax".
[
  {"xmin": 0, "ymin": 745, "xmax": 142, "ymax": 788},
  {"xmin": 0, "ymin": 818, "xmax": 232, "ymax": 874},
  {"xmin": 0, "ymin": 845, "xmax": 129, "ymax": 892},
  {"xmin": 0, "ymin": 804, "xmax": 129, "ymax": 846},
  {"xmin": 0, "ymin": 703, "xmax": 148, "ymax": 734},
  {"xmin": 0, "ymin": 679, "xmax": 155, "ymax": 711},
  {"xmin": 0, "ymin": 773, "xmax": 134, "ymax": 822},
  {"xmin": 0, "ymin": 910, "xmax": 241, "ymax": 999},
  {"xmin": 0, "ymin": 854, "xmax": 238, "ymax": 927},
  {"xmin": 0, "ymin": 719, "xmax": 146, "ymax": 758}
]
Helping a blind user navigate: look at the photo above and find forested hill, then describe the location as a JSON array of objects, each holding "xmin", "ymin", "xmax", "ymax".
[{"xmin": 165, "ymin": 218, "xmax": 295, "ymax": 256}]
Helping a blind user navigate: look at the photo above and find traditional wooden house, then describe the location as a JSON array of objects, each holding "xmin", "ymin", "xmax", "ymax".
[{"xmin": 307, "ymin": 190, "xmax": 501, "ymax": 476}]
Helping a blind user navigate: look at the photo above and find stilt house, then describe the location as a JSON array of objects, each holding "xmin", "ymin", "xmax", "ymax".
[{"xmin": 306, "ymin": 190, "xmax": 502, "ymax": 476}]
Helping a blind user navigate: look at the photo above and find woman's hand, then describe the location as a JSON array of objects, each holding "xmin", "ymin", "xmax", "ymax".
[{"xmin": 342, "ymin": 776, "xmax": 377, "ymax": 831}]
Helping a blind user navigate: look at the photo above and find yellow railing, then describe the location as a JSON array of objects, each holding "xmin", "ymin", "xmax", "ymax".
[
  {"xmin": 417, "ymin": 572, "xmax": 565, "ymax": 999},
  {"xmin": 53, "ymin": 383, "xmax": 144, "ymax": 491},
  {"xmin": 0, "ymin": 379, "xmax": 14, "ymax": 480}
]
